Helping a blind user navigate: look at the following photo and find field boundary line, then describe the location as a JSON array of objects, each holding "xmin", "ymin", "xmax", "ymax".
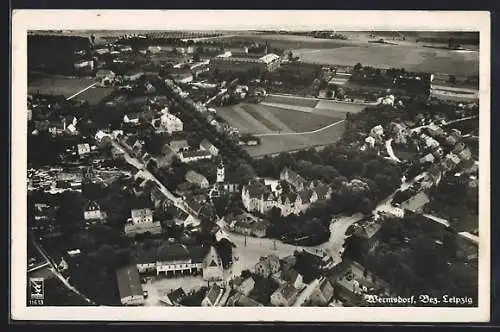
[
  {"xmin": 255, "ymin": 119, "xmax": 345, "ymax": 137},
  {"xmin": 66, "ymin": 82, "xmax": 98, "ymax": 100}
]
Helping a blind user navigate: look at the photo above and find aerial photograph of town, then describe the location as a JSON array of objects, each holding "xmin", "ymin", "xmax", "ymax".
[{"xmin": 26, "ymin": 29, "xmax": 480, "ymax": 308}]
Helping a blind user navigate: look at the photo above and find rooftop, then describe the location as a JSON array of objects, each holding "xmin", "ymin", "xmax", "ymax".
[
  {"xmin": 116, "ymin": 265, "xmax": 143, "ymax": 299},
  {"xmin": 156, "ymin": 243, "xmax": 191, "ymax": 263}
]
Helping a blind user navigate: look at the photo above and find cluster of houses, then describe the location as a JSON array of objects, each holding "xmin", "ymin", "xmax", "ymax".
[{"xmin": 241, "ymin": 167, "xmax": 332, "ymax": 217}]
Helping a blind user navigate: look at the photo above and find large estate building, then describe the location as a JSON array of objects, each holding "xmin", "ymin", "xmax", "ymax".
[{"xmin": 241, "ymin": 168, "xmax": 332, "ymax": 216}]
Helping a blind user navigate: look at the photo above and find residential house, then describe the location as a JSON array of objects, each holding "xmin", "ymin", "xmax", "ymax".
[
  {"xmin": 458, "ymin": 148, "xmax": 472, "ymax": 161},
  {"xmin": 332, "ymin": 261, "xmax": 391, "ymax": 306},
  {"xmin": 123, "ymin": 112, "xmax": 140, "ymax": 124},
  {"xmin": 169, "ymin": 140, "xmax": 190, "ymax": 153},
  {"xmin": 77, "ymin": 143, "xmax": 91, "ymax": 157},
  {"xmin": 351, "ymin": 219, "xmax": 382, "ymax": 253},
  {"xmin": 185, "ymin": 170, "xmax": 209, "ymax": 189},
  {"xmin": 241, "ymin": 179, "xmax": 278, "ymax": 214},
  {"xmin": 124, "ymin": 70, "xmax": 144, "ymax": 82},
  {"xmin": 131, "ymin": 208, "xmax": 153, "ymax": 224},
  {"xmin": 179, "ymin": 150, "xmax": 213, "ymax": 163},
  {"xmin": 280, "ymin": 167, "xmax": 305, "ymax": 191},
  {"xmin": 160, "ymin": 113, "xmax": 183, "ymax": 134},
  {"xmin": 172, "ymin": 72, "xmax": 194, "ymax": 84},
  {"xmin": 95, "ymin": 69, "xmax": 116, "ymax": 86},
  {"xmin": 308, "ymin": 278, "xmax": 334, "ymax": 306},
  {"xmin": 426, "ymin": 124, "xmax": 446, "ymax": 138},
  {"xmin": 227, "ymin": 293, "xmax": 264, "ymax": 307},
  {"xmin": 296, "ymin": 189, "xmax": 319, "ymax": 213},
  {"xmin": 83, "ymin": 200, "xmax": 106, "ymax": 224},
  {"xmin": 314, "ymin": 183, "xmax": 333, "ymax": 201},
  {"xmin": 124, "ymin": 208, "xmax": 162, "ymax": 236},
  {"xmin": 419, "ymin": 153, "xmax": 435, "ymax": 164},
  {"xmin": 199, "ymin": 139, "xmax": 219, "ymax": 157},
  {"xmin": 232, "ymin": 276, "xmax": 255, "ymax": 296},
  {"xmin": 116, "ymin": 266, "xmax": 144, "ymax": 306},
  {"xmin": 202, "ymin": 246, "xmax": 224, "ymax": 281},
  {"xmin": 201, "ymin": 283, "xmax": 225, "ymax": 307},
  {"xmin": 452, "ymin": 142, "xmax": 466, "ymax": 155},
  {"xmin": 162, "ymin": 288, "xmax": 187, "ymax": 306},
  {"xmin": 270, "ymin": 284, "xmax": 299, "ymax": 307},
  {"xmin": 400, "ymin": 191, "xmax": 430, "ymax": 213},
  {"xmin": 254, "ymin": 254, "xmax": 280, "ymax": 278},
  {"xmin": 280, "ymin": 255, "xmax": 297, "ymax": 272},
  {"xmin": 281, "ymin": 268, "xmax": 304, "ymax": 290},
  {"xmin": 227, "ymin": 213, "xmax": 270, "ymax": 238}
]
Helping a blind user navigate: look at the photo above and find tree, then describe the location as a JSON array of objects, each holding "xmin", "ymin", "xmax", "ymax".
[
  {"xmin": 353, "ymin": 62, "xmax": 363, "ymax": 72},
  {"xmin": 199, "ymin": 203, "xmax": 217, "ymax": 223}
]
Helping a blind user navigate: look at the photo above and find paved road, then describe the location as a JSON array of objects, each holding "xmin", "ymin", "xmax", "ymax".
[
  {"xmin": 411, "ymin": 115, "xmax": 479, "ymax": 134},
  {"xmin": 110, "ymin": 140, "xmax": 200, "ymax": 218},
  {"xmin": 385, "ymin": 139, "xmax": 402, "ymax": 163}
]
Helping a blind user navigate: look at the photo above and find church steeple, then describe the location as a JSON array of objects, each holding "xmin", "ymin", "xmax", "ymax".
[{"xmin": 216, "ymin": 160, "xmax": 225, "ymax": 183}]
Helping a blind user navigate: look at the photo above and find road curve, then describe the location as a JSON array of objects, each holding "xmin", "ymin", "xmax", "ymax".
[{"xmin": 255, "ymin": 119, "xmax": 345, "ymax": 137}]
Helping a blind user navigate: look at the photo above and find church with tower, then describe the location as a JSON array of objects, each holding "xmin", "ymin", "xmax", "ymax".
[{"xmin": 209, "ymin": 160, "xmax": 240, "ymax": 200}]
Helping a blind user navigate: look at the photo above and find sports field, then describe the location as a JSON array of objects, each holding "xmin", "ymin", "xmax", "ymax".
[
  {"xmin": 217, "ymin": 96, "xmax": 355, "ymax": 157},
  {"xmin": 28, "ymin": 75, "xmax": 114, "ymax": 105}
]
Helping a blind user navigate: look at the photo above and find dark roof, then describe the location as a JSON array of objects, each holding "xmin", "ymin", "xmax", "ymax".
[
  {"xmin": 298, "ymin": 189, "xmax": 314, "ymax": 203},
  {"xmin": 134, "ymin": 246, "xmax": 158, "ymax": 264},
  {"xmin": 156, "ymin": 243, "xmax": 191, "ymax": 262},
  {"xmin": 281, "ymin": 167, "xmax": 305, "ymax": 186},
  {"xmin": 200, "ymin": 138, "xmax": 216, "ymax": 150},
  {"xmin": 167, "ymin": 287, "xmax": 187, "ymax": 303},
  {"xmin": 279, "ymin": 284, "xmax": 298, "ymax": 301},
  {"xmin": 185, "ymin": 198, "xmax": 202, "ymax": 213},
  {"xmin": 84, "ymin": 200, "xmax": 101, "ymax": 212},
  {"xmin": 205, "ymin": 284, "xmax": 223, "ymax": 305},
  {"xmin": 125, "ymin": 112, "xmax": 140, "ymax": 120},
  {"xmin": 189, "ymin": 245, "xmax": 210, "ymax": 263},
  {"xmin": 282, "ymin": 268, "xmax": 300, "ymax": 283},
  {"xmin": 314, "ymin": 184, "xmax": 330, "ymax": 200},
  {"xmin": 235, "ymin": 295, "xmax": 263, "ymax": 307},
  {"xmin": 354, "ymin": 221, "xmax": 382, "ymax": 239},
  {"xmin": 245, "ymin": 180, "xmax": 271, "ymax": 199},
  {"xmin": 116, "ymin": 265, "xmax": 143, "ymax": 299}
]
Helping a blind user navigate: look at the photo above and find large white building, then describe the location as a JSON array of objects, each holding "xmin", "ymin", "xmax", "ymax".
[
  {"xmin": 133, "ymin": 243, "xmax": 222, "ymax": 280},
  {"xmin": 241, "ymin": 169, "xmax": 332, "ymax": 217},
  {"xmin": 160, "ymin": 113, "xmax": 183, "ymax": 134},
  {"xmin": 124, "ymin": 208, "xmax": 162, "ymax": 236}
]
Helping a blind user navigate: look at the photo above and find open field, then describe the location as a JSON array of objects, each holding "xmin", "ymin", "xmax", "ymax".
[
  {"xmin": 75, "ymin": 86, "xmax": 115, "ymax": 105},
  {"xmin": 28, "ymin": 76, "xmax": 96, "ymax": 98},
  {"xmin": 245, "ymin": 120, "xmax": 346, "ymax": 157},
  {"xmin": 292, "ymin": 44, "xmax": 479, "ymax": 76},
  {"xmin": 28, "ymin": 74, "xmax": 114, "ymax": 105},
  {"xmin": 217, "ymin": 97, "xmax": 355, "ymax": 157},
  {"xmin": 217, "ymin": 102, "xmax": 344, "ymax": 134}
]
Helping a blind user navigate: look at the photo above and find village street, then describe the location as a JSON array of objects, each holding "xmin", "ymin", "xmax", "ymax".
[{"xmin": 110, "ymin": 139, "xmax": 199, "ymax": 217}]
